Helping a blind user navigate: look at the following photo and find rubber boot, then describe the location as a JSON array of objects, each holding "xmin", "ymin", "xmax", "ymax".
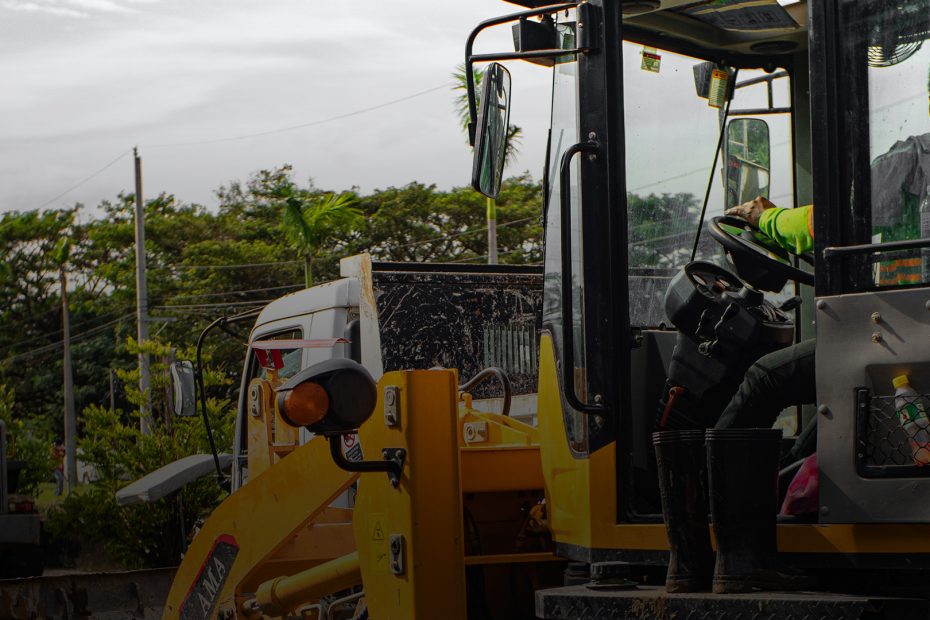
[
  {"xmin": 653, "ymin": 430, "xmax": 714, "ymax": 592},
  {"xmin": 706, "ymin": 428, "xmax": 784, "ymax": 594}
]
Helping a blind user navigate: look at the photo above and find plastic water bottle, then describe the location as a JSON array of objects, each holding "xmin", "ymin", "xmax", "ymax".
[
  {"xmin": 893, "ymin": 374, "xmax": 930, "ymax": 465},
  {"xmin": 921, "ymin": 185, "xmax": 930, "ymax": 282}
]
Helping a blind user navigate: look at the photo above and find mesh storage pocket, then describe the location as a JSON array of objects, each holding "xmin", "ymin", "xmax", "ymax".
[{"xmin": 856, "ymin": 388, "xmax": 930, "ymax": 477}]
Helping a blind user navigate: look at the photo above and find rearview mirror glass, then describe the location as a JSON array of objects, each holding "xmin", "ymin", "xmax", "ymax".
[
  {"xmin": 170, "ymin": 360, "xmax": 197, "ymax": 417},
  {"xmin": 724, "ymin": 118, "xmax": 770, "ymax": 209},
  {"xmin": 471, "ymin": 63, "xmax": 512, "ymax": 199}
]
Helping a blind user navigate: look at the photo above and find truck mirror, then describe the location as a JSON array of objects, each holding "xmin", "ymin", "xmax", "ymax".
[
  {"xmin": 471, "ymin": 62, "xmax": 512, "ymax": 200},
  {"xmin": 724, "ymin": 118, "xmax": 770, "ymax": 210},
  {"xmin": 170, "ymin": 361, "xmax": 198, "ymax": 417}
]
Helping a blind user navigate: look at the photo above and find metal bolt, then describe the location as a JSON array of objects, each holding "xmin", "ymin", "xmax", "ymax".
[
  {"xmin": 588, "ymin": 131, "xmax": 597, "ymax": 140},
  {"xmin": 871, "ymin": 332, "xmax": 882, "ymax": 343},
  {"xmin": 817, "ymin": 404, "xmax": 829, "ymax": 416},
  {"xmin": 870, "ymin": 312, "xmax": 881, "ymax": 323},
  {"xmin": 820, "ymin": 505, "xmax": 830, "ymax": 516},
  {"xmin": 816, "ymin": 299, "xmax": 827, "ymax": 310}
]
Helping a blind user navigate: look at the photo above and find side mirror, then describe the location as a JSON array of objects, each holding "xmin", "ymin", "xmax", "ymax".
[
  {"xmin": 471, "ymin": 62, "xmax": 512, "ymax": 200},
  {"xmin": 724, "ymin": 118, "xmax": 770, "ymax": 210},
  {"xmin": 170, "ymin": 361, "xmax": 197, "ymax": 417},
  {"xmin": 275, "ymin": 358, "xmax": 376, "ymax": 435}
]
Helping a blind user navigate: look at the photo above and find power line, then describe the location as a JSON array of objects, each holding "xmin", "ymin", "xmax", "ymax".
[
  {"xmin": 152, "ymin": 300, "xmax": 277, "ymax": 310},
  {"xmin": 386, "ymin": 216, "xmax": 539, "ymax": 252},
  {"xmin": 147, "ymin": 83, "xmax": 453, "ymax": 149},
  {"xmin": 33, "ymin": 150, "xmax": 132, "ymax": 210},
  {"xmin": 167, "ymin": 260, "xmax": 303, "ymax": 271},
  {"xmin": 163, "ymin": 283, "xmax": 302, "ymax": 302},
  {"xmin": 0, "ymin": 314, "xmax": 134, "ymax": 366},
  {"xmin": 444, "ymin": 249, "xmax": 540, "ymax": 264},
  {"xmin": 0, "ymin": 307, "xmax": 131, "ymax": 356}
]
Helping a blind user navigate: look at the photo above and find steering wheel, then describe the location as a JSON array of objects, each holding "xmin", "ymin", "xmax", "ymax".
[{"xmin": 708, "ymin": 216, "xmax": 814, "ymax": 289}]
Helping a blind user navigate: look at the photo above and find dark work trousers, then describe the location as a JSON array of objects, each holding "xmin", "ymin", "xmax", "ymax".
[{"xmin": 715, "ymin": 338, "xmax": 816, "ymax": 431}]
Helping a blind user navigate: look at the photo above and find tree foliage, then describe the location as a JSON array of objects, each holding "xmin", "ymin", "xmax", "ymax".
[{"xmin": 0, "ymin": 165, "xmax": 544, "ymax": 568}]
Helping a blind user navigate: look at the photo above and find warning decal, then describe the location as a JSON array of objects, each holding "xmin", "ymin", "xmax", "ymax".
[{"xmin": 368, "ymin": 513, "xmax": 389, "ymax": 575}]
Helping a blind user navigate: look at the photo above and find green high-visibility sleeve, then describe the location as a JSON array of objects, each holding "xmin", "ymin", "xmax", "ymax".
[{"xmin": 758, "ymin": 205, "xmax": 814, "ymax": 255}]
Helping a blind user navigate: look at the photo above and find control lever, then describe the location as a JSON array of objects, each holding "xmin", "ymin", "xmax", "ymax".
[
  {"xmin": 778, "ymin": 296, "xmax": 802, "ymax": 312},
  {"xmin": 698, "ymin": 303, "xmax": 739, "ymax": 357}
]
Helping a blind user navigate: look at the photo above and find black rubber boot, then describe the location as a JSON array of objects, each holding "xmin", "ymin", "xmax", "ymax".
[
  {"xmin": 706, "ymin": 428, "xmax": 784, "ymax": 594},
  {"xmin": 653, "ymin": 430, "xmax": 714, "ymax": 593}
]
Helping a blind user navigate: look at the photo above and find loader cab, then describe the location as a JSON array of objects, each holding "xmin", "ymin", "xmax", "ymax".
[{"xmin": 470, "ymin": 0, "xmax": 930, "ymax": 563}]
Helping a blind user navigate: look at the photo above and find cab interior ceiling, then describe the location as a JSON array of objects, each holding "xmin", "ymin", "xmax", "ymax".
[{"xmin": 504, "ymin": 0, "xmax": 809, "ymax": 63}]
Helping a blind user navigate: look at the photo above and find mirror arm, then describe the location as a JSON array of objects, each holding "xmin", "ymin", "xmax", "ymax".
[
  {"xmin": 729, "ymin": 107, "xmax": 791, "ymax": 116},
  {"xmin": 465, "ymin": 1, "xmax": 578, "ymax": 145},
  {"xmin": 558, "ymin": 140, "xmax": 606, "ymax": 417},
  {"xmin": 328, "ymin": 435, "xmax": 406, "ymax": 489},
  {"xmin": 194, "ymin": 307, "xmax": 263, "ymax": 488}
]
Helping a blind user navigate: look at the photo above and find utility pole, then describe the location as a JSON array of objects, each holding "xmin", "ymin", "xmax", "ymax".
[
  {"xmin": 133, "ymin": 147, "xmax": 152, "ymax": 434},
  {"xmin": 60, "ymin": 268, "xmax": 77, "ymax": 490}
]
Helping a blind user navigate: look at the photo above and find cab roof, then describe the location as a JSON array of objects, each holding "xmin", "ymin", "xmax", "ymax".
[{"xmin": 505, "ymin": 0, "xmax": 808, "ymax": 59}]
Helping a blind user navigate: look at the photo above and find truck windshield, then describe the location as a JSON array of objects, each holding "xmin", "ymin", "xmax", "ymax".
[{"xmin": 623, "ymin": 43, "xmax": 793, "ymax": 326}]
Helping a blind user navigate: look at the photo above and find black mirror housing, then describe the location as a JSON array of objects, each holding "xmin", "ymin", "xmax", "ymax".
[
  {"xmin": 471, "ymin": 62, "xmax": 512, "ymax": 199},
  {"xmin": 276, "ymin": 359, "xmax": 377, "ymax": 435},
  {"xmin": 724, "ymin": 118, "xmax": 771, "ymax": 210},
  {"xmin": 512, "ymin": 17, "xmax": 559, "ymax": 66},
  {"xmin": 170, "ymin": 361, "xmax": 197, "ymax": 417}
]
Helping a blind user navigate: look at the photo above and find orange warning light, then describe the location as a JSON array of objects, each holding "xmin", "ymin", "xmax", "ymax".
[{"xmin": 282, "ymin": 381, "xmax": 330, "ymax": 427}]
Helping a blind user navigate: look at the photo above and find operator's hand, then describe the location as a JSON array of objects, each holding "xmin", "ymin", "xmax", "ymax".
[{"xmin": 725, "ymin": 196, "xmax": 776, "ymax": 228}]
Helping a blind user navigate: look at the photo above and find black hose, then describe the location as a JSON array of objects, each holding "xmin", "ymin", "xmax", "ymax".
[{"xmin": 458, "ymin": 367, "xmax": 513, "ymax": 417}]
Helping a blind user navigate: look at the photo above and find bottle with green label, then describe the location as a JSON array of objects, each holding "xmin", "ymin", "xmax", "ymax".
[{"xmin": 893, "ymin": 374, "xmax": 930, "ymax": 466}]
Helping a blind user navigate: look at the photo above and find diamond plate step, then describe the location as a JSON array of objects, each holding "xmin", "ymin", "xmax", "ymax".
[{"xmin": 535, "ymin": 585, "xmax": 927, "ymax": 620}]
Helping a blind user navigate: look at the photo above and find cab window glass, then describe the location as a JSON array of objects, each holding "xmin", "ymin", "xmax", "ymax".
[
  {"xmin": 859, "ymin": 0, "xmax": 930, "ymax": 286},
  {"xmin": 623, "ymin": 43, "xmax": 793, "ymax": 327},
  {"xmin": 246, "ymin": 328, "xmax": 303, "ymax": 383}
]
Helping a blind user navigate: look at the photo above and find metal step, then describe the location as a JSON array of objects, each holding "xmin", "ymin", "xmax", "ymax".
[{"xmin": 535, "ymin": 585, "xmax": 927, "ymax": 620}]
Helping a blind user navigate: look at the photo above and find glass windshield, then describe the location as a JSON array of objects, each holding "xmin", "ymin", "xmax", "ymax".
[
  {"xmin": 859, "ymin": 0, "xmax": 930, "ymax": 287},
  {"xmin": 623, "ymin": 43, "xmax": 793, "ymax": 326},
  {"xmin": 543, "ymin": 22, "xmax": 589, "ymax": 453}
]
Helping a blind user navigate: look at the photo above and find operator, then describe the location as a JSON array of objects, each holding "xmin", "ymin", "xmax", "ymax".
[{"xmin": 714, "ymin": 196, "xmax": 815, "ymax": 443}]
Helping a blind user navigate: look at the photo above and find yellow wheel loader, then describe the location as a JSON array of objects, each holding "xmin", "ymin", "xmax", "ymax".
[{"xmin": 153, "ymin": 0, "xmax": 930, "ymax": 617}]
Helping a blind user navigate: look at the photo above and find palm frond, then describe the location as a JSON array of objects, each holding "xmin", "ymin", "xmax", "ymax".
[
  {"xmin": 452, "ymin": 64, "xmax": 484, "ymax": 137},
  {"xmin": 281, "ymin": 196, "xmax": 313, "ymax": 247}
]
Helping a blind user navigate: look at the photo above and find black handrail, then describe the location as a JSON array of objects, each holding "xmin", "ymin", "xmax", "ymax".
[
  {"xmin": 823, "ymin": 238, "xmax": 930, "ymax": 259},
  {"xmin": 465, "ymin": 2, "xmax": 579, "ymax": 145},
  {"xmin": 559, "ymin": 140, "xmax": 605, "ymax": 417}
]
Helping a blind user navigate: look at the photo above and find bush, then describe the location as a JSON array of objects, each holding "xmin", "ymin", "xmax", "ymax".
[
  {"xmin": 45, "ymin": 339, "xmax": 234, "ymax": 569},
  {"xmin": 1, "ymin": 383, "xmax": 54, "ymax": 497}
]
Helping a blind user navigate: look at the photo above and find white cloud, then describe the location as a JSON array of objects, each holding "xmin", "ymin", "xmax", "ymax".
[
  {"xmin": 0, "ymin": 1, "xmax": 87, "ymax": 17},
  {"xmin": 0, "ymin": 0, "xmax": 142, "ymax": 17},
  {"xmin": 64, "ymin": 0, "xmax": 133, "ymax": 13}
]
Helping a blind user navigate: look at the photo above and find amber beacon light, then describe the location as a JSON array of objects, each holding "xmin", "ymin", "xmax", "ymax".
[{"xmin": 276, "ymin": 359, "xmax": 377, "ymax": 434}]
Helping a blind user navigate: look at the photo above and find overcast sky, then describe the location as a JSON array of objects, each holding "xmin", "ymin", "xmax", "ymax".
[{"xmin": 0, "ymin": 0, "xmax": 553, "ymax": 213}]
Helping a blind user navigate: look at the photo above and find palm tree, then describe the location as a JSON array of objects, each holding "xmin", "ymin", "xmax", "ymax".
[
  {"xmin": 452, "ymin": 64, "xmax": 523, "ymax": 264},
  {"xmin": 281, "ymin": 191, "xmax": 361, "ymax": 287}
]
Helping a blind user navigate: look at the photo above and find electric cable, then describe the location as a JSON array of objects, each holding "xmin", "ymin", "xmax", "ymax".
[
  {"xmin": 33, "ymin": 150, "xmax": 132, "ymax": 210},
  {"xmin": 147, "ymin": 83, "xmax": 453, "ymax": 149}
]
